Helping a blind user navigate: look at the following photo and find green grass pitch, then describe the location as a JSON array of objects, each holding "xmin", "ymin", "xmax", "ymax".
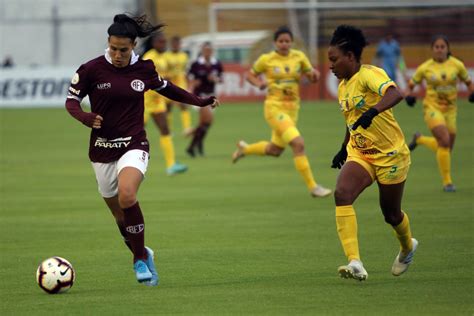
[{"xmin": 0, "ymin": 101, "xmax": 472, "ymax": 314}]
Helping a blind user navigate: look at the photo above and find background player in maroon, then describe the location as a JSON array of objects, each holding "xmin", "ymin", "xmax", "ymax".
[
  {"xmin": 186, "ymin": 42, "xmax": 223, "ymax": 157},
  {"xmin": 65, "ymin": 14, "xmax": 219, "ymax": 286}
]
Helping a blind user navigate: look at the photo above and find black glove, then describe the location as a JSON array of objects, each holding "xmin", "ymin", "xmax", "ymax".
[
  {"xmin": 331, "ymin": 144, "xmax": 348, "ymax": 169},
  {"xmin": 405, "ymin": 95, "xmax": 416, "ymax": 107},
  {"xmin": 352, "ymin": 108, "xmax": 379, "ymax": 130},
  {"xmin": 469, "ymin": 92, "xmax": 474, "ymax": 103}
]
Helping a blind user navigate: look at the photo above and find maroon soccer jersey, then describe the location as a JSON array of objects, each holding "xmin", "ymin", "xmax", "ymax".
[
  {"xmin": 188, "ymin": 57, "xmax": 223, "ymax": 96},
  {"xmin": 67, "ymin": 51, "xmax": 165, "ymax": 163}
]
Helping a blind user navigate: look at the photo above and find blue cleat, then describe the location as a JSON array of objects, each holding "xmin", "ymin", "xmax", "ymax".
[
  {"xmin": 167, "ymin": 162, "xmax": 188, "ymax": 176},
  {"xmin": 133, "ymin": 260, "xmax": 152, "ymax": 283},
  {"xmin": 143, "ymin": 246, "xmax": 159, "ymax": 286},
  {"xmin": 443, "ymin": 184, "xmax": 456, "ymax": 192}
]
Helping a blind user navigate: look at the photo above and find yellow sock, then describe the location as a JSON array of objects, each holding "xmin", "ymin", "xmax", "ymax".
[
  {"xmin": 417, "ymin": 135, "xmax": 438, "ymax": 152},
  {"xmin": 336, "ymin": 205, "xmax": 360, "ymax": 261},
  {"xmin": 159, "ymin": 135, "xmax": 176, "ymax": 168},
  {"xmin": 293, "ymin": 155, "xmax": 317, "ymax": 190},
  {"xmin": 243, "ymin": 141, "xmax": 269, "ymax": 156},
  {"xmin": 436, "ymin": 147, "xmax": 452, "ymax": 185},
  {"xmin": 181, "ymin": 110, "xmax": 191, "ymax": 131},
  {"xmin": 392, "ymin": 212, "xmax": 413, "ymax": 254}
]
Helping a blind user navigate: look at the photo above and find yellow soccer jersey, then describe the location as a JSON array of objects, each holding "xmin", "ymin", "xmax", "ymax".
[
  {"xmin": 251, "ymin": 49, "xmax": 313, "ymax": 106},
  {"xmin": 338, "ymin": 65, "xmax": 406, "ymax": 162},
  {"xmin": 411, "ymin": 56, "xmax": 471, "ymax": 111},
  {"xmin": 165, "ymin": 51, "xmax": 188, "ymax": 87},
  {"xmin": 143, "ymin": 49, "xmax": 168, "ymax": 78}
]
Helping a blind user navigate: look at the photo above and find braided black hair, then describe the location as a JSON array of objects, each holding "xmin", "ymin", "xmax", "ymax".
[
  {"xmin": 107, "ymin": 14, "xmax": 164, "ymax": 41},
  {"xmin": 330, "ymin": 25, "xmax": 367, "ymax": 62}
]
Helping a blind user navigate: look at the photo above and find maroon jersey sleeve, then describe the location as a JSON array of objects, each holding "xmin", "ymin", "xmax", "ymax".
[
  {"xmin": 187, "ymin": 62, "xmax": 198, "ymax": 80},
  {"xmin": 65, "ymin": 64, "xmax": 98, "ymax": 127},
  {"xmin": 67, "ymin": 64, "xmax": 91, "ymax": 102},
  {"xmin": 143, "ymin": 59, "xmax": 166, "ymax": 91}
]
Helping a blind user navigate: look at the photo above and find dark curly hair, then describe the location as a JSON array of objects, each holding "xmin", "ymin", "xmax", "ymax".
[
  {"xmin": 273, "ymin": 26, "xmax": 293, "ymax": 41},
  {"xmin": 329, "ymin": 25, "xmax": 368, "ymax": 62},
  {"xmin": 107, "ymin": 13, "xmax": 165, "ymax": 41}
]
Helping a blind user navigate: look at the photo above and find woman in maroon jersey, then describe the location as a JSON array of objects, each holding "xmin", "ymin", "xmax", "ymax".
[
  {"xmin": 186, "ymin": 42, "xmax": 224, "ymax": 157},
  {"xmin": 65, "ymin": 14, "xmax": 219, "ymax": 286}
]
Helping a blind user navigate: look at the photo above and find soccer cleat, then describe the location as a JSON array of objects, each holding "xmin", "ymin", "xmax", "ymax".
[
  {"xmin": 310, "ymin": 185, "xmax": 332, "ymax": 198},
  {"xmin": 232, "ymin": 140, "xmax": 248, "ymax": 164},
  {"xmin": 133, "ymin": 259, "xmax": 152, "ymax": 283},
  {"xmin": 443, "ymin": 184, "xmax": 456, "ymax": 192},
  {"xmin": 143, "ymin": 246, "xmax": 159, "ymax": 286},
  {"xmin": 167, "ymin": 162, "xmax": 188, "ymax": 176},
  {"xmin": 338, "ymin": 259, "xmax": 368, "ymax": 281},
  {"xmin": 186, "ymin": 146, "xmax": 195, "ymax": 158},
  {"xmin": 392, "ymin": 238, "xmax": 418, "ymax": 276},
  {"xmin": 408, "ymin": 132, "xmax": 421, "ymax": 151}
]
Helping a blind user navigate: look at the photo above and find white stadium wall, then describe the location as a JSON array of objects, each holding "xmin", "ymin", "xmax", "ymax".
[{"xmin": 0, "ymin": 0, "xmax": 136, "ymax": 67}]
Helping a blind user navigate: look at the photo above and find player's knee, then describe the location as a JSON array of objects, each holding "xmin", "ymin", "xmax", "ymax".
[
  {"xmin": 382, "ymin": 211, "xmax": 403, "ymax": 226},
  {"xmin": 290, "ymin": 138, "xmax": 305, "ymax": 154},
  {"xmin": 118, "ymin": 188, "xmax": 136, "ymax": 209},
  {"xmin": 334, "ymin": 186, "xmax": 355, "ymax": 205}
]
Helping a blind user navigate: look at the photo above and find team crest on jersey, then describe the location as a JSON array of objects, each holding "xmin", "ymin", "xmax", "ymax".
[
  {"xmin": 71, "ymin": 73, "xmax": 79, "ymax": 84},
  {"xmin": 284, "ymin": 65, "xmax": 290, "ymax": 73},
  {"xmin": 131, "ymin": 79, "xmax": 145, "ymax": 92}
]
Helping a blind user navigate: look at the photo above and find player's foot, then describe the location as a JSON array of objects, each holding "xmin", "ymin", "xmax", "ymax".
[
  {"xmin": 186, "ymin": 146, "xmax": 195, "ymax": 158},
  {"xmin": 338, "ymin": 259, "xmax": 368, "ymax": 281},
  {"xmin": 143, "ymin": 246, "xmax": 159, "ymax": 286},
  {"xmin": 443, "ymin": 184, "xmax": 456, "ymax": 192},
  {"xmin": 197, "ymin": 143, "xmax": 204, "ymax": 156},
  {"xmin": 392, "ymin": 238, "xmax": 418, "ymax": 276},
  {"xmin": 167, "ymin": 162, "xmax": 188, "ymax": 176},
  {"xmin": 232, "ymin": 140, "xmax": 248, "ymax": 163},
  {"xmin": 408, "ymin": 132, "xmax": 421, "ymax": 151},
  {"xmin": 133, "ymin": 259, "xmax": 152, "ymax": 283},
  {"xmin": 310, "ymin": 185, "xmax": 332, "ymax": 198}
]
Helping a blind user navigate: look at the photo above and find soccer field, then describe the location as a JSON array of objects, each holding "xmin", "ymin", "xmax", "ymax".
[{"xmin": 0, "ymin": 101, "xmax": 473, "ymax": 315}]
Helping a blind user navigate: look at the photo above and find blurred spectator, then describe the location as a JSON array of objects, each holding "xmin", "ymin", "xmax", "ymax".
[
  {"xmin": 374, "ymin": 34, "xmax": 403, "ymax": 82},
  {"xmin": 2, "ymin": 56, "xmax": 14, "ymax": 68}
]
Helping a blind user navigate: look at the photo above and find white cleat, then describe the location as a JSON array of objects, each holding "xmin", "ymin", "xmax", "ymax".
[
  {"xmin": 392, "ymin": 238, "xmax": 418, "ymax": 276},
  {"xmin": 338, "ymin": 259, "xmax": 368, "ymax": 281},
  {"xmin": 232, "ymin": 140, "xmax": 248, "ymax": 164},
  {"xmin": 310, "ymin": 185, "xmax": 332, "ymax": 198}
]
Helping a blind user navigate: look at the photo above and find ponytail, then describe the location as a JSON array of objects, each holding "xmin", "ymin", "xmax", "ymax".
[{"xmin": 107, "ymin": 14, "xmax": 164, "ymax": 41}]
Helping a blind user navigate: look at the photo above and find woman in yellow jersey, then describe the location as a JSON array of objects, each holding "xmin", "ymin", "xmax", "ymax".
[
  {"xmin": 328, "ymin": 25, "xmax": 417, "ymax": 281},
  {"xmin": 143, "ymin": 34, "xmax": 188, "ymax": 175},
  {"xmin": 165, "ymin": 36, "xmax": 193, "ymax": 135},
  {"xmin": 405, "ymin": 35, "xmax": 474, "ymax": 192},
  {"xmin": 232, "ymin": 26, "xmax": 331, "ymax": 198}
]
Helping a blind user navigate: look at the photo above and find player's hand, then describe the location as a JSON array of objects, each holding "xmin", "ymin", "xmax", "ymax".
[
  {"xmin": 258, "ymin": 82, "xmax": 267, "ymax": 90},
  {"xmin": 352, "ymin": 108, "xmax": 378, "ymax": 130},
  {"xmin": 331, "ymin": 144, "xmax": 348, "ymax": 169},
  {"xmin": 82, "ymin": 113, "xmax": 103, "ymax": 129},
  {"xmin": 405, "ymin": 95, "xmax": 416, "ymax": 107},
  {"xmin": 201, "ymin": 96, "xmax": 220, "ymax": 108},
  {"xmin": 469, "ymin": 92, "xmax": 474, "ymax": 103},
  {"xmin": 306, "ymin": 69, "xmax": 320, "ymax": 83}
]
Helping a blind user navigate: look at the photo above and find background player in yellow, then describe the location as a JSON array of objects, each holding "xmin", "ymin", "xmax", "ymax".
[
  {"xmin": 328, "ymin": 25, "xmax": 417, "ymax": 281},
  {"xmin": 143, "ymin": 34, "xmax": 187, "ymax": 175},
  {"xmin": 165, "ymin": 36, "xmax": 193, "ymax": 135},
  {"xmin": 405, "ymin": 35, "xmax": 474, "ymax": 192},
  {"xmin": 232, "ymin": 26, "xmax": 331, "ymax": 198}
]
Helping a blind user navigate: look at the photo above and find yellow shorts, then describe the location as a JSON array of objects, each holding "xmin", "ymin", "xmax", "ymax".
[
  {"xmin": 347, "ymin": 145, "xmax": 411, "ymax": 185},
  {"xmin": 264, "ymin": 103, "xmax": 300, "ymax": 148},
  {"xmin": 144, "ymin": 90, "xmax": 167, "ymax": 123},
  {"xmin": 423, "ymin": 105, "xmax": 457, "ymax": 134}
]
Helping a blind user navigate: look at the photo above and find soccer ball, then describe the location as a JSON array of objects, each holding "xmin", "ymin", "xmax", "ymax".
[{"xmin": 36, "ymin": 257, "xmax": 75, "ymax": 294}]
